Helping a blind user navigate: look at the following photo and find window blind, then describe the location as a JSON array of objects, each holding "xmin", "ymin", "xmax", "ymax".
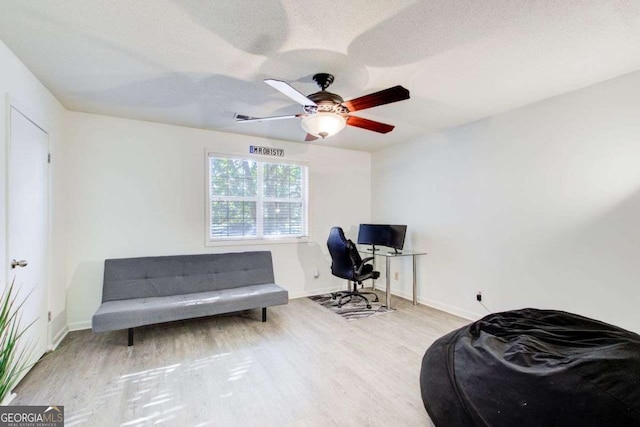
[{"xmin": 208, "ymin": 154, "xmax": 308, "ymax": 240}]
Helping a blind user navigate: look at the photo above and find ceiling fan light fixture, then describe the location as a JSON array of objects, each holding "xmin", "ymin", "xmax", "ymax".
[{"xmin": 300, "ymin": 112, "xmax": 346, "ymax": 139}]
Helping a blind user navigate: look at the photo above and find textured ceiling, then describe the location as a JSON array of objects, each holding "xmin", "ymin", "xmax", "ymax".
[{"xmin": 1, "ymin": 1, "xmax": 640, "ymax": 152}]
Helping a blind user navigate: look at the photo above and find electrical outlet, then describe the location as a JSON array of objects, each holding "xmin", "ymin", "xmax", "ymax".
[
  {"xmin": 476, "ymin": 291, "xmax": 482, "ymax": 302},
  {"xmin": 394, "ymin": 272, "xmax": 399, "ymax": 281},
  {"xmin": 48, "ymin": 311, "xmax": 52, "ymax": 322}
]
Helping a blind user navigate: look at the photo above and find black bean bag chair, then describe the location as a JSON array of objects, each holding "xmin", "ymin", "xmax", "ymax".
[{"xmin": 420, "ymin": 308, "xmax": 640, "ymax": 426}]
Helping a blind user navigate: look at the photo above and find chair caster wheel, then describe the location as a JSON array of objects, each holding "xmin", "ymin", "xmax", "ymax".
[{"xmin": 367, "ymin": 305, "xmax": 372, "ymax": 309}]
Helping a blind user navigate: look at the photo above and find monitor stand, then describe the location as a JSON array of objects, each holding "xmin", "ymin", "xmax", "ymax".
[
  {"xmin": 366, "ymin": 245, "xmax": 379, "ymax": 252},
  {"xmin": 388, "ymin": 248, "xmax": 402, "ymax": 255}
]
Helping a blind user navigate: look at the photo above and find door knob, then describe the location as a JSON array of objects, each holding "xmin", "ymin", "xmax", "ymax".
[{"xmin": 10, "ymin": 259, "xmax": 28, "ymax": 269}]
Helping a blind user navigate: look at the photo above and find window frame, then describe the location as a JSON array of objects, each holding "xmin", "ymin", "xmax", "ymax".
[{"xmin": 205, "ymin": 151, "xmax": 310, "ymax": 246}]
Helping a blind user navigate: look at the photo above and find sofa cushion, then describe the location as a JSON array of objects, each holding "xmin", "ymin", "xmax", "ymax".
[
  {"xmin": 92, "ymin": 283, "xmax": 288, "ymax": 333},
  {"xmin": 102, "ymin": 252, "xmax": 275, "ymax": 302}
]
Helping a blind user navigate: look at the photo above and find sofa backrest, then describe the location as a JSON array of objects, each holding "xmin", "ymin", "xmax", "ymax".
[{"xmin": 102, "ymin": 251, "xmax": 275, "ymax": 302}]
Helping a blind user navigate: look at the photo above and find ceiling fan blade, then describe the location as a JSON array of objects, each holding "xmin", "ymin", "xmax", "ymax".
[
  {"xmin": 235, "ymin": 113, "xmax": 302, "ymax": 123},
  {"xmin": 304, "ymin": 133, "xmax": 318, "ymax": 142},
  {"xmin": 346, "ymin": 116, "xmax": 395, "ymax": 134},
  {"xmin": 264, "ymin": 79, "xmax": 317, "ymax": 106},
  {"xmin": 342, "ymin": 85, "xmax": 410, "ymax": 112}
]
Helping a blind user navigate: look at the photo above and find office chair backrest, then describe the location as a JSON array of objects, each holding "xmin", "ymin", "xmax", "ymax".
[
  {"xmin": 348, "ymin": 241, "xmax": 364, "ymax": 268},
  {"xmin": 327, "ymin": 227, "xmax": 356, "ymax": 281}
]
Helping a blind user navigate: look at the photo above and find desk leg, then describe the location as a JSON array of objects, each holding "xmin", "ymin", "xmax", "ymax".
[
  {"xmin": 412, "ymin": 255, "xmax": 418, "ymax": 305},
  {"xmin": 386, "ymin": 256, "xmax": 391, "ymax": 309},
  {"xmin": 372, "ymin": 255, "xmax": 376, "ymax": 291}
]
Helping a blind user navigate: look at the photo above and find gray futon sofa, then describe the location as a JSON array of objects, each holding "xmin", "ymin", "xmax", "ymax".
[{"xmin": 92, "ymin": 251, "xmax": 288, "ymax": 345}]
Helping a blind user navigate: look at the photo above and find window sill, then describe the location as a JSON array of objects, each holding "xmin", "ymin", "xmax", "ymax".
[{"xmin": 205, "ymin": 236, "xmax": 309, "ymax": 247}]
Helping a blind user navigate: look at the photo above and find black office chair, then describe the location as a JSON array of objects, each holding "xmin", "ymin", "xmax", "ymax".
[{"xmin": 327, "ymin": 227, "xmax": 380, "ymax": 308}]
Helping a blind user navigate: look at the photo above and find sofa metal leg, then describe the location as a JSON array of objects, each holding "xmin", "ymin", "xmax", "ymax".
[
  {"xmin": 262, "ymin": 307, "xmax": 267, "ymax": 322},
  {"xmin": 128, "ymin": 328, "xmax": 134, "ymax": 346}
]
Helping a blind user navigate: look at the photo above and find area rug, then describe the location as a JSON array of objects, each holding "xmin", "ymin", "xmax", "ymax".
[{"xmin": 308, "ymin": 293, "xmax": 395, "ymax": 321}]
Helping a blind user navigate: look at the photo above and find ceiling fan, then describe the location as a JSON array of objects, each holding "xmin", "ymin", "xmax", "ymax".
[{"xmin": 235, "ymin": 73, "xmax": 410, "ymax": 141}]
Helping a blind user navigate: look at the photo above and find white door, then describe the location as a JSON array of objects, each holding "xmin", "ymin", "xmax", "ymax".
[{"xmin": 7, "ymin": 104, "xmax": 49, "ymax": 368}]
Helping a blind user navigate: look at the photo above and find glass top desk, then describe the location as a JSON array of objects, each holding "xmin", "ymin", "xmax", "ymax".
[{"xmin": 358, "ymin": 248, "xmax": 427, "ymax": 309}]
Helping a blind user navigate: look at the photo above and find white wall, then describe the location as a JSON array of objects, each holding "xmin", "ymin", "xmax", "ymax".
[
  {"xmin": 373, "ymin": 70, "xmax": 640, "ymax": 333},
  {"xmin": 0, "ymin": 40, "xmax": 68, "ymax": 345},
  {"xmin": 63, "ymin": 112, "xmax": 371, "ymax": 329}
]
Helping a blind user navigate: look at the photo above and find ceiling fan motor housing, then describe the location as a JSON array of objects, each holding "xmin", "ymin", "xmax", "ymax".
[
  {"xmin": 301, "ymin": 73, "xmax": 350, "ymax": 115},
  {"xmin": 304, "ymin": 91, "xmax": 349, "ymax": 114}
]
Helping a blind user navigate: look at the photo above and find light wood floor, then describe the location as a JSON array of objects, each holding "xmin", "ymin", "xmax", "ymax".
[{"xmin": 13, "ymin": 291, "xmax": 469, "ymax": 426}]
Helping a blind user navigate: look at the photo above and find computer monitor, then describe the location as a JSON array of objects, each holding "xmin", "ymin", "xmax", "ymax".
[
  {"xmin": 388, "ymin": 225, "xmax": 407, "ymax": 253},
  {"xmin": 357, "ymin": 224, "xmax": 390, "ymax": 251}
]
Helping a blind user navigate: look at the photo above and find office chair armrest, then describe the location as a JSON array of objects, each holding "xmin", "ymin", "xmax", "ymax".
[{"xmin": 354, "ymin": 257, "xmax": 375, "ymax": 275}]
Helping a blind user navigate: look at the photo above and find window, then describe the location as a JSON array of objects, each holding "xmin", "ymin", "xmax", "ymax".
[{"xmin": 207, "ymin": 154, "xmax": 308, "ymax": 242}]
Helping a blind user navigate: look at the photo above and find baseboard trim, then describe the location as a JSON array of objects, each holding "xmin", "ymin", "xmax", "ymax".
[
  {"xmin": 420, "ymin": 298, "xmax": 478, "ymax": 321},
  {"xmin": 386, "ymin": 287, "xmax": 479, "ymax": 321},
  {"xmin": 67, "ymin": 320, "xmax": 91, "ymax": 332},
  {"xmin": 50, "ymin": 325, "xmax": 69, "ymax": 351}
]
